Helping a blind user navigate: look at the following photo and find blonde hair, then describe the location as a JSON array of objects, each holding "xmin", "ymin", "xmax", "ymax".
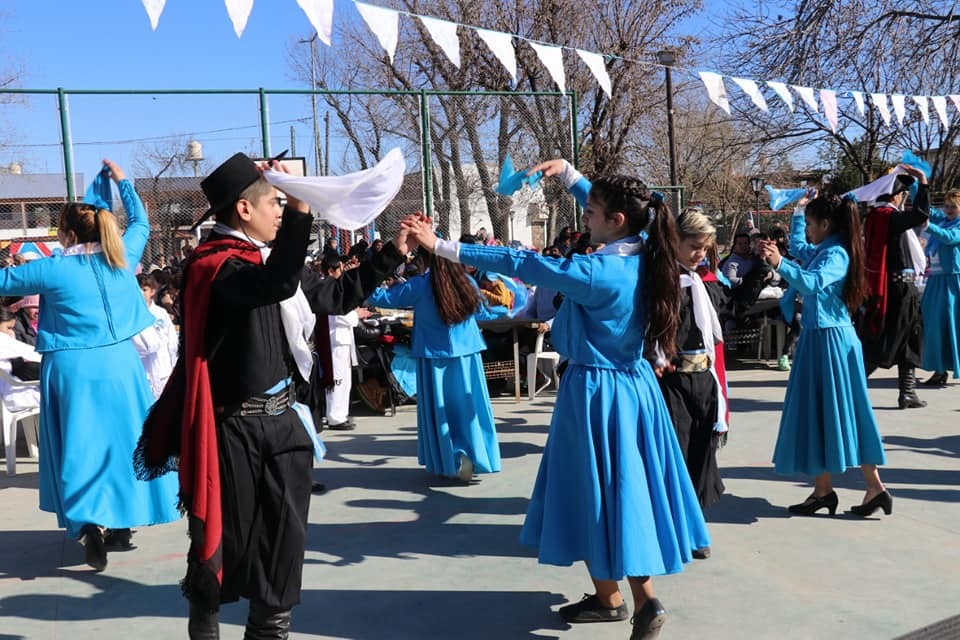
[
  {"xmin": 58, "ymin": 203, "xmax": 127, "ymax": 269},
  {"xmin": 677, "ymin": 209, "xmax": 717, "ymax": 240},
  {"xmin": 944, "ymin": 190, "xmax": 960, "ymax": 208}
]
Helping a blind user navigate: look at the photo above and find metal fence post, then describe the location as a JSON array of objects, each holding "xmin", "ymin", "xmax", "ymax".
[
  {"xmin": 419, "ymin": 89, "xmax": 433, "ymax": 217},
  {"xmin": 568, "ymin": 89, "xmax": 581, "ymax": 230},
  {"xmin": 259, "ymin": 88, "xmax": 271, "ymax": 157},
  {"xmin": 57, "ymin": 88, "xmax": 75, "ymax": 201}
]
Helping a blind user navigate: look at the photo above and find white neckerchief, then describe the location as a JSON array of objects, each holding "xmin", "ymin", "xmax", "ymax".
[
  {"xmin": 212, "ymin": 223, "xmax": 316, "ymax": 382},
  {"xmin": 61, "ymin": 242, "xmax": 104, "ymax": 256},
  {"xmin": 595, "ymin": 234, "xmax": 643, "ymax": 256},
  {"xmin": 679, "ymin": 265, "xmax": 728, "ymax": 433}
]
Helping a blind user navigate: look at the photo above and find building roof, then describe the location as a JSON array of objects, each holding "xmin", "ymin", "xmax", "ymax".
[
  {"xmin": 0, "ymin": 173, "xmax": 84, "ymax": 200},
  {"xmin": 133, "ymin": 176, "xmax": 203, "ymax": 193}
]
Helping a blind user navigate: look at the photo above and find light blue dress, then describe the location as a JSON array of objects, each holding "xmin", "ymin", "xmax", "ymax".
[
  {"xmin": 772, "ymin": 213, "xmax": 886, "ymax": 476},
  {"xmin": 921, "ymin": 213, "xmax": 960, "ymax": 377},
  {"xmin": 456, "ymin": 241, "xmax": 710, "ymax": 581},
  {"xmin": 367, "ymin": 274, "xmax": 501, "ymax": 476},
  {"xmin": 0, "ymin": 181, "xmax": 180, "ymax": 537}
]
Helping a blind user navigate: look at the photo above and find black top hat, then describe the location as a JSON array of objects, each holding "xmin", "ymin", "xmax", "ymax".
[
  {"xmin": 194, "ymin": 153, "xmax": 261, "ymax": 229},
  {"xmin": 890, "ymin": 174, "xmax": 916, "ymax": 195}
]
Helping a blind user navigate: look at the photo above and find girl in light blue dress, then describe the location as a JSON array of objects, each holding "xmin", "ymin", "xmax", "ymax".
[
  {"xmin": 0, "ymin": 161, "xmax": 180, "ymax": 571},
  {"xmin": 920, "ymin": 190, "xmax": 960, "ymax": 385},
  {"xmin": 368, "ymin": 251, "xmax": 500, "ymax": 481},
  {"xmin": 403, "ymin": 170, "xmax": 709, "ymax": 640},
  {"xmin": 757, "ymin": 193, "xmax": 890, "ymax": 518}
]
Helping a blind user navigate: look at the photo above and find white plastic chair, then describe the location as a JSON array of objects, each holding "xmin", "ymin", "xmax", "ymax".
[
  {"xmin": 0, "ymin": 368, "xmax": 40, "ymax": 476},
  {"xmin": 526, "ymin": 332, "xmax": 560, "ymax": 400}
]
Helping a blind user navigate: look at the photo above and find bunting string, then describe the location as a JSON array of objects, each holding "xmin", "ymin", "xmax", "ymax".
[{"xmin": 142, "ymin": 0, "xmax": 960, "ymax": 133}]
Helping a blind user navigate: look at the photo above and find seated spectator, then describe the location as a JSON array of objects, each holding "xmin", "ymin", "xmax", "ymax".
[
  {"xmin": 721, "ymin": 232, "xmax": 755, "ymax": 288},
  {"xmin": 0, "ymin": 307, "xmax": 41, "ymax": 412},
  {"xmin": 10, "ymin": 295, "xmax": 40, "ymax": 347}
]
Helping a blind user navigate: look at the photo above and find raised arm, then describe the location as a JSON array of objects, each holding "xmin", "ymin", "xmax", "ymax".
[
  {"xmin": 301, "ymin": 241, "xmax": 405, "ymax": 315},
  {"xmin": 775, "ymin": 246, "xmax": 849, "ymax": 296},
  {"xmin": 99, "ymin": 160, "xmax": 149, "ymax": 265},
  {"xmin": 529, "ymin": 158, "xmax": 590, "ymax": 208},
  {"xmin": 787, "ymin": 207, "xmax": 818, "ymax": 263}
]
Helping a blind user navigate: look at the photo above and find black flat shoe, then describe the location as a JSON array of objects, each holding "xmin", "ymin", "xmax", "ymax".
[
  {"xmin": 80, "ymin": 524, "xmax": 107, "ymax": 571},
  {"xmin": 787, "ymin": 491, "xmax": 838, "ymax": 516},
  {"xmin": 630, "ymin": 598, "xmax": 667, "ymax": 640},
  {"xmin": 558, "ymin": 594, "xmax": 629, "ymax": 623},
  {"xmin": 898, "ymin": 394, "xmax": 928, "ymax": 409},
  {"xmin": 922, "ymin": 372, "xmax": 948, "ymax": 386},
  {"xmin": 692, "ymin": 546, "xmax": 711, "ymax": 560},
  {"xmin": 103, "ymin": 528, "xmax": 136, "ymax": 551},
  {"xmin": 849, "ymin": 491, "xmax": 893, "ymax": 517}
]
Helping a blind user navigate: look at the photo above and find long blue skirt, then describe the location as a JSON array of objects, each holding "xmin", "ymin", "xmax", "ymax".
[
  {"xmin": 415, "ymin": 353, "xmax": 500, "ymax": 476},
  {"xmin": 921, "ymin": 273, "xmax": 960, "ymax": 377},
  {"xmin": 520, "ymin": 362, "xmax": 710, "ymax": 581},
  {"xmin": 39, "ymin": 342, "xmax": 181, "ymax": 538},
  {"xmin": 773, "ymin": 325, "xmax": 886, "ymax": 476}
]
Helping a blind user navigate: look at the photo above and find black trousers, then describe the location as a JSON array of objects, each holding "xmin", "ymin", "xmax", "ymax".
[
  {"xmin": 861, "ymin": 281, "xmax": 923, "ymax": 369},
  {"xmin": 658, "ymin": 369, "xmax": 725, "ymax": 509},
  {"xmin": 214, "ymin": 410, "xmax": 314, "ymax": 610}
]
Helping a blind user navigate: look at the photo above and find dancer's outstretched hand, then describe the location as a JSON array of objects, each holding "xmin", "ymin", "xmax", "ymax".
[
  {"xmin": 400, "ymin": 213, "xmax": 438, "ymax": 252},
  {"xmin": 103, "ymin": 159, "xmax": 125, "ymax": 182},
  {"xmin": 527, "ymin": 158, "xmax": 568, "ymax": 178}
]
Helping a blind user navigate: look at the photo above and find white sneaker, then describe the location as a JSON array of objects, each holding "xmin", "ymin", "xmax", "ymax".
[
  {"xmin": 777, "ymin": 355, "xmax": 791, "ymax": 371},
  {"xmin": 457, "ymin": 456, "xmax": 474, "ymax": 483}
]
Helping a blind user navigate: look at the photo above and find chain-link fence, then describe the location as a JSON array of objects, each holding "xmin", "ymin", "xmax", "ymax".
[{"xmin": 0, "ymin": 88, "xmax": 583, "ymax": 266}]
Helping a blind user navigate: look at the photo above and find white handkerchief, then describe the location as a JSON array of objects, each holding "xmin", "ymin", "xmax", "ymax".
[{"xmin": 264, "ymin": 148, "xmax": 406, "ymax": 231}]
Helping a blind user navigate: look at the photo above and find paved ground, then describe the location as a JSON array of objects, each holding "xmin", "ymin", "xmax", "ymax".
[{"xmin": 1, "ymin": 363, "xmax": 959, "ymax": 639}]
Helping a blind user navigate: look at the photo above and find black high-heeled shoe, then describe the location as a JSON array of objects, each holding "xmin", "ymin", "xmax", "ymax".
[
  {"xmin": 922, "ymin": 372, "xmax": 948, "ymax": 387},
  {"xmin": 787, "ymin": 491, "xmax": 838, "ymax": 516},
  {"xmin": 849, "ymin": 490, "xmax": 893, "ymax": 517}
]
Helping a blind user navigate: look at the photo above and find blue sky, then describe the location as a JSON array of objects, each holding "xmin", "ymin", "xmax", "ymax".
[
  {"xmin": 0, "ymin": 1, "xmax": 724, "ymax": 182},
  {"xmin": 1, "ymin": 0, "xmax": 338, "ymax": 178}
]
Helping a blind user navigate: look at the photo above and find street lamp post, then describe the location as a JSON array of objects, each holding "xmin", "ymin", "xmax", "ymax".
[
  {"xmin": 657, "ymin": 50, "xmax": 679, "ymax": 193},
  {"xmin": 750, "ymin": 176, "xmax": 764, "ymax": 228}
]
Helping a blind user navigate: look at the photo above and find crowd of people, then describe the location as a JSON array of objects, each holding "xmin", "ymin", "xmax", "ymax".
[{"xmin": 0, "ymin": 151, "xmax": 956, "ymax": 640}]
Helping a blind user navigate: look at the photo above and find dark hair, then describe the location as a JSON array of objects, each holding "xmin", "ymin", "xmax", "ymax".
[
  {"xmin": 0, "ymin": 307, "xmax": 15, "ymax": 323},
  {"xmin": 733, "ymin": 232, "xmax": 751, "ymax": 243},
  {"xmin": 589, "ymin": 175, "xmax": 681, "ymax": 360},
  {"xmin": 425, "ymin": 252, "xmax": 482, "ymax": 325},
  {"xmin": 805, "ymin": 194, "xmax": 867, "ymax": 314},
  {"xmin": 321, "ymin": 254, "xmax": 342, "ymax": 273},
  {"xmin": 137, "ymin": 273, "xmax": 159, "ymax": 289},
  {"xmin": 459, "ymin": 233, "xmax": 479, "ymax": 244}
]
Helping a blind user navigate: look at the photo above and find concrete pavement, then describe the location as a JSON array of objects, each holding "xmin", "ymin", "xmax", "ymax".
[{"xmin": 1, "ymin": 364, "xmax": 958, "ymax": 639}]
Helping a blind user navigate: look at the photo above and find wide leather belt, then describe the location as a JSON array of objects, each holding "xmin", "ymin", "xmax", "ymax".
[{"xmin": 217, "ymin": 384, "xmax": 293, "ymax": 417}]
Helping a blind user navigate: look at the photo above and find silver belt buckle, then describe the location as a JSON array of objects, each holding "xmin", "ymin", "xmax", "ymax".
[{"xmin": 264, "ymin": 390, "xmax": 287, "ymax": 416}]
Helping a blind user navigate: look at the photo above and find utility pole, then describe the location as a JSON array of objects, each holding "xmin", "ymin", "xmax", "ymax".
[{"xmin": 298, "ymin": 33, "xmax": 322, "ymax": 176}]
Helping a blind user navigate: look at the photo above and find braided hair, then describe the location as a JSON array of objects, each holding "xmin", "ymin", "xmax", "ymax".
[
  {"xmin": 805, "ymin": 193, "xmax": 867, "ymax": 314},
  {"xmin": 589, "ymin": 175, "xmax": 681, "ymax": 360}
]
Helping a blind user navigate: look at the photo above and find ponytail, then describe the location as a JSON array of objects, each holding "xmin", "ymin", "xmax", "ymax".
[
  {"xmin": 644, "ymin": 200, "xmax": 681, "ymax": 360},
  {"xmin": 806, "ymin": 194, "xmax": 866, "ymax": 314},
  {"xmin": 839, "ymin": 197, "xmax": 867, "ymax": 314},
  {"xmin": 590, "ymin": 176, "xmax": 681, "ymax": 360},
  {"xmin": 95, "ymin": 209, "xmax": 128, "ymax": 270},
  {"xmin": 58, "ymin": 203, "xmax": 128, "ymax": 270}
]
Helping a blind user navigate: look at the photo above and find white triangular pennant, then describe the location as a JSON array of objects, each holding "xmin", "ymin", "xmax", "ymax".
[
  {"xmin": 912, "ymin": 95, "xmax": 930, "ymax": 125},
  {"xmin": 932, "ymin": 96, "xmax": 950, "ymax": 128},
  {"xmin": 792, "ymin": 85, "xmax": 818, "ymax": 112},
  {"xmin": 731, "ymin": 77, "xmax": 768, "ymax": 111},
  {"xmin": 576, "ymin": 49, "xmax": 612, "ymax": 99},
  {"xmin": 951, "ymin": 95, "xmax": 960, "ymax": 114},
  {"xmin": 224, "ymin": 0, "xmax": 254, "ymax": 38},
  {"xmin": 356, "ymin": 2, "xmax": 399, "ymax": 63},
  {"xmin": 891, "ymin": 94, "xmax": 907, "ymax": 125},
  {"xmin": 142, "ymin": 0, "xmax": 166, "ymax": 30},
  {"xmin": 475, "ymin": 28, "xmax": 516, "ymax": 84},
  {"xmin": 419, "ymin": 15, "xmax": 460, "ymax": 68},
  {"xmin": 871, "ymin": 93, "xmax": 891, "ymax": 126},
  {"xmin": 296, "ymin": 0, "xmax": 334, "ymax": 46},
  {"xmin": 851, "ymin": 91, "xmax": 866, "ymax": 117},
  {"xmin": 820, "ymin": 89, "xmax": 838, "ymax": 133},
  {"xmin": 767, "ymin": 81, "xmax": 794, "ymax": 111},
  {"xmin": 699, "ymin": 71, "xmax": 730, "ymax": 114},
  {"xmin": 529, "ymin": 42, "xmax": 566, "ymax": 94}
]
